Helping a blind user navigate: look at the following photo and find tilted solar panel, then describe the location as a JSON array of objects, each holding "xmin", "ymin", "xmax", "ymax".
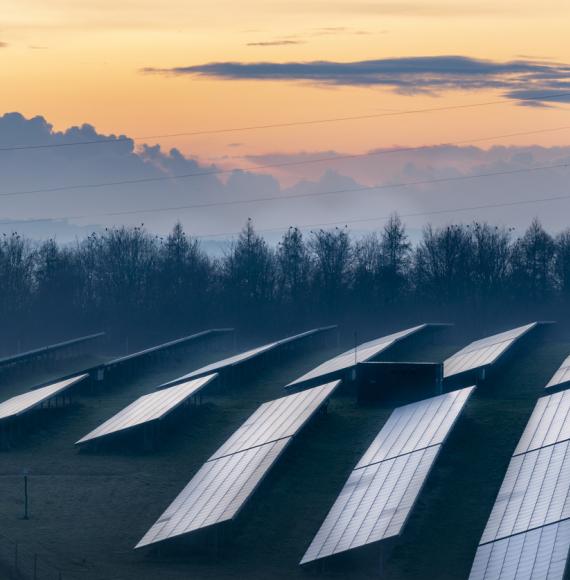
[
  {"xmin": 0, "ymin": 374, "xmax": 88, "ymax": 421},
  {"xmin": 470, "ymin": 520, "xmax": 570, "ymax": 580},
  {"xmin": 301, "ymin": 387, "xmax": 474, "ymax": 564},
  {"xmin": 210, "ymin": 381, "xmax": 339, "ymax": 460},
  {"xmin": 75, "ymin": 374, "xmax": 217, "ymax": 445},
  {"xmin": 287, "ymin": 324, "xmax": 427, "ymax": 388},
  {"xmin": 356, "ymin": 386, "xmax": 475, "ymax": 467},
  {"xmin": 300, "ymin": 446, "xmax": 439, "ymax": 564},
  {"xmin": 546, "ymin": 355, "xmax": 570, "ymax": 389},
  {"xmin": 444, "ymin": 323, "xmax": 537, "ymax": 379},
  {"xmin": 136, "ymin": 439, "xmax": 289, "ymax": 548},
  {"xmin": 514, "ymin": 390, "xmax": 570, "ymax": 456},
  {"xmin": 480, "ymin": 441, "xmax": 570, "ymax": 545},
  {"xmin": 161, "ymin": 326, "xmax": 334, "ymax": 387},
  {"xmin": 137, "ymin": 379, "xmax": 339, "ymax": 548}
]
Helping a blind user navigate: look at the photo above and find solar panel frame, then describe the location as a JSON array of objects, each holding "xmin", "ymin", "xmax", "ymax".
[
  {"xmin": 355, "ymin": 386, "xmax": 475, "ymax": 468},
  {"xmin": 75, "ymin": 374, "xmax": 217, "ymax": 445},
  {"xmin": 0, "ymin": 374, "xmax": 89, "ymax": 421},
  {"xmin": 480, "ymin": 441, "xmax": 570, "ymax": 545},
  {"xmin": 287, "ymin": 324, "xmax": 427, "ymax": 389},
  {"xmin": 135, "ymin": 438, "xmax": 290, "ymax": 548},
  {"xmin": 514, "ymin": 390, "xmax": 570, "ymax": 456},
  {"xmin": 209, "ymin": 381, "xmax": 339, "ymax": 460},
  {"xmin": 300, "ymin": 446, "xmax": 440, "ymax": 564},
  {"xmin": 469, "ymin": 520, "xmax": 570, "ymax": 580},
  {"xmin": 443, "ymin": 323, "xmax": 537, "ymax": 379}
]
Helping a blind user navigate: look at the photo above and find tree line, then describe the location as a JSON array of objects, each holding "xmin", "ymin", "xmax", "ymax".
[{"xmin": 1, "ymin": 216, "xmax": 569, "ymax": 349}]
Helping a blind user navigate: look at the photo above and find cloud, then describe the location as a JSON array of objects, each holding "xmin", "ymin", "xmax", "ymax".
[
  {"xmin": 0, "ymin": 42, "xmax": 8, "ymax": 48},
  {"xmin": 143, "ymin": 55, "xmax": 570, "ymax": 106},
  {"xmin": 247, "ymin": 40, "xmax": 304, "ymax": 47},
  {"xmin": 2, "ymin": 112, "xmax": 570, "ymax": 242}
]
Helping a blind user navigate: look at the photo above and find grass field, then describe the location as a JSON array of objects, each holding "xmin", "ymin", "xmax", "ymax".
[{"xmin": 0, "ymin": 326, "xmax": 568, "ymax": 580}]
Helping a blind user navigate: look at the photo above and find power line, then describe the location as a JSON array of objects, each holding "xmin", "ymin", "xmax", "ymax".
[
  {"xmin": 1, "ymin": 91, "xmax": 570, "ymax": 153},
  {"xmin": 216, "ymin": 192, "xmax": 570, "ymax": 239},
  {"xmin": 0, "ymin": 161, "xmax": 568, "ymax": 228},
  {"xmin": 2, "ymin": 125, "xmax": 570, "ymax": 199}
]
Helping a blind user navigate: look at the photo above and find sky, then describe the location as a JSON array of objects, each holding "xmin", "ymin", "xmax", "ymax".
[{"xmin": 1, "ymin": 0, "xmax": 570, "ymax": 242}]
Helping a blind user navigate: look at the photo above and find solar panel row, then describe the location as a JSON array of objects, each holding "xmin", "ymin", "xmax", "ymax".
[
  {"xmin": 444, "ymin": 323, "xmax": 537, "ymax": 379},
  {"xmin": 0, "ymin": 374, "xmax": 88, "ymax": 422},
  {"xmin": 546, "ymin": 355, "xmax": 570, "ymax": 390},
  {"xmin": 470, "ymin": 384, "xmax": 570, "ymax": 580},
  {"xmin": 75, "ymin": 374, "xmax": 218, "ymax": 445},
  {"xmin": 136, "ymin": 380, "xmax": 340, "ymax": 549},
  {"xmin": 514, "ymin": 389, "xmax": 570, "ymax": 456},
  {"xmin": 301, "ymin": 386, "xmax": 475, "ymax": 564},
  {"xmin": 287, "ymin": 324, "xmax": 428, "ymax": 389},
  {"xmin": 161, "ymin": 325, "xmax": 336, "ymax": 388},
  {"xmin": 0, "ymin": 332, "xmax": 104, "ymax": 368}
]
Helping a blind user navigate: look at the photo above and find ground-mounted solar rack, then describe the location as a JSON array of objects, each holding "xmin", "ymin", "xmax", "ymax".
[
  {"xmin": 443, "ymin": 322, "xmax": 546, "ymax": 387},
  {"xmin": 0, "ymin": 332, "xmax": 105, "ymax": 374},
  {"xmin": 91, "ymin": 328, "xmax": 234, "ymax": 385},
  {"xmin": 285, "ymin": 323, "xmax": 446, "ymax": 392},
  {"xmin": 300, "ymin": 386, "xmax": 475, "ymax": 568},
  {"xmin": 46, "ymin": 328, "xmax": 233, "ymax": 396},
  {"xmin": 159, "ymin": 325, "xmax": 337, "ymax": 391},
  {"xmin": 0, "ymin": 374, "xmax": 88, "ymax": 447},
  {"xmin": 75, "ymin": 373, "xmax": 218, "ymax": 450},
  {"xmin": 135, "ymin": 380, "xmax": 340, "ymax": 551},
  {"xmin": 469, "ymin": 387, "xmax": 570, "ymax": 580}
]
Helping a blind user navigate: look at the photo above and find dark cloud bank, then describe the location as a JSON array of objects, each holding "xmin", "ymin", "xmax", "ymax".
[
  {"xmin": 144, "ymin": 55, "xmax": 570, "ymax": 106},
  {"xmin": 0, "ymin": 112, "xmax": 569, "ymax": 244}
]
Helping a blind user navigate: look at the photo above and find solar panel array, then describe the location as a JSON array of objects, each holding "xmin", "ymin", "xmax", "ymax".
[
  {"xmin": 75, "ymin": 374, "xmax": 218, "ymax": 445},
  {"xmin": 301, "ymin": 386, "xmax": 475, "ymax": 564},
  {"xmin": 136, "ymin": 380, "xmax": 340, "ymax": 548},
  {"xmin": 546, "ymin": 354, "xmax": 570, "ymax": 389},
  {"xmin": 469, "ymin": 387, "xmax": 570, "ymax": 580},
  {"xmin": 287, "ymin": 324, "xmax": 427, "ymax": 389},
  {"xmin": 0, "ymin": 374, "xmax": 88, "ymax": 421},
  {"xmin": 444, "ymin": 323, "xmax": 537, "ymax": 379},
  {"xmin": 161, "ymin": 326, "xmax": 335, "ymax": 388}
]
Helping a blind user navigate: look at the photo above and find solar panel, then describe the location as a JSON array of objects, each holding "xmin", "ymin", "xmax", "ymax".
[
  {"xmin": 0, "ymin": 333, "xmax": 104, "ymax": 367},
  {"xmin": 136, "ymin": 439, "xmax": 289, "ymax": 548},
  {"xmin": 0, "ymin": 374, "xmax": 88, "ymax": 421},
  {"xmin": 103, "ymin": 329, "xmax": 232, "ymax": 369},
  {"xmin": 546, "ymin": 355, "xmax": 570, "ymax": 389},
  {"xmin": 514, "ymin": 390, "xmax": 570, "ymax": 456},
  {"xmin": 161, "ymin": 326, "xmax": 335, "ymax": 388},
  {"xmin": 301, "ymin": 387, "xmax": 474, "ymax": 564},
  {"xmin": 75, "ymin": 374, "xmax": 217, "ymax": 445},
  {"xmin": 210, "ymin": 381, "xmax": 339, "ymax": 460},
  {"xmin": 469, "ymin": 520, "xmax": 570, "ymax": 580},
  {"xmin": 300, "ymin": 446, "xmax": 440, "ymax": 564},
  {"xmin": 137, "ymin": 379, "xmax": 339, "ymax": 548},
  {"xmin": 287, "ymin": 324, "xmax": 427, "ymax": 389},
  {"xmin": 355, "ymin": 386, "xmax": 475, "ymax": 467},
  {"xmin": 444, "ymin": 323, "xmax": 537, "ymax": 379},
  {"xmin": 480, "ymin": 441, "xmax": 570, "ymax": 545}
]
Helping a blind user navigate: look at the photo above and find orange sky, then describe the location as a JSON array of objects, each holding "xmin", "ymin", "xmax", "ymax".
[{"xmin": 1, "ymin": 0, "xmax": 570, "ymax": 165}]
